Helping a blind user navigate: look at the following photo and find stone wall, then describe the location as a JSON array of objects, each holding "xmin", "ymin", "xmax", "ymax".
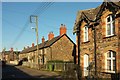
[
  {"xmin": 46, "ymin": 35, "xmax": 75, "ymax": 62},
  {"xmin": 79, "ymin": 10, "xmax": 120, "ymax": 78}
]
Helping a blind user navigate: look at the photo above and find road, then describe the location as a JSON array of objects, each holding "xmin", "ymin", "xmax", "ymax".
[{"xmin": 2, "ymin": 64, "xmax": 62, "ymax": 80}]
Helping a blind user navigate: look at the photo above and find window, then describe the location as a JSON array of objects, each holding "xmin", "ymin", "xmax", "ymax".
[
  {"xmin": 84, "ymin": 54, "xmax": 89, "ymax": 76},
  {"xmin": 106, "ymin": 51, "xmax": 116, "ymax": 73},
  {"xmin": 106, "ymin": 15, "xmax": 115, "ymax": 36},
  {"xmin": 84, "ymin": 26, "xmax": 88, "ymax": 42}
]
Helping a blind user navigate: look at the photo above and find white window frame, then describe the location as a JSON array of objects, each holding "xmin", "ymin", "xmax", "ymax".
[
  {"xmin": 84, "ymin": 26, "xmax": 89, "ymax": 42},
  {"xmin": 105, "ymin": 51, "xmax": 116, "ymax": 73},
  {"xmin": 106, "ymin": 15, "xmax": 115, "ymax": 37}
]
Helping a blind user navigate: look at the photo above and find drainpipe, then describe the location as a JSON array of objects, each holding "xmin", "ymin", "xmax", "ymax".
[
  {"xmin": 49, "ymin": 47, "xmax": 52, "ymax": 60},
  {"xmin": 76, "ymin": 25, "xmax": 81, "ymax": 80},
  {"xmin": 92, "ymin": 24, "xmax": 97, "ymax": 79}
]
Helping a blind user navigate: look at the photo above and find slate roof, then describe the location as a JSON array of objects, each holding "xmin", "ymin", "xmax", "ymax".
[
  {"xmin": 73, "ymin": 1, "xmax": 120, "ymax": 34},
  {"xmin": 21, "ymin": 34, "xmax": 75, "ymax": 54},
  {"xmin": 1, "ymin": 51, "xmax": 20, "ymax": 55}
]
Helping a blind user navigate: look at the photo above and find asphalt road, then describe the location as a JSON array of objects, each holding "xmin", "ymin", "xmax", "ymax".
[{"xmin": 2, "ymin": 64, "xmax": 62, "ymax": 80}]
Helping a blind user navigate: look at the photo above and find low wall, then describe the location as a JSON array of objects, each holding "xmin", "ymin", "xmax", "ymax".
[
  {"xmin": 22, "ymin": 62, "xmax": 39, "ymax": 69},
  {"xmin": 10, "ymin": 60, "xmax": 18, "ymax": 65}
]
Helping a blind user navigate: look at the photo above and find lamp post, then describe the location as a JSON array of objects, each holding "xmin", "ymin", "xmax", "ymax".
[{"xmin": 30, "ymin": 15, "xmax": 39, "ymax": 69}]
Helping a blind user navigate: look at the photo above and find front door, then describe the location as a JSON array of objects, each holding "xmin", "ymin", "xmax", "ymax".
[{"xmin": 84, "ymin": 54, "xmax": 89, "ymax": 77}]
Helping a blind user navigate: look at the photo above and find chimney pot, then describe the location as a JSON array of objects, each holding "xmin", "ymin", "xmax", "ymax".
[
  {"xmin": 60, "ymin": 24, "xmax": 67, "ymax": 36},
  {"xmin": 32, "ymin": 43, "xmax": 34, "ymax": 47},
  {"xmin": 42, "ymin": 36, "xmax": 45, "ymax": 43},
  {"xmin": 10, "ymin": 48, "xmax": 13, "ymax": 51}
]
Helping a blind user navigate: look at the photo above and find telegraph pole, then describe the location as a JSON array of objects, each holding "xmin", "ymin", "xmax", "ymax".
[{"xmin": 30, "ymin": 15, "xmax": 39, "ymax": 69}]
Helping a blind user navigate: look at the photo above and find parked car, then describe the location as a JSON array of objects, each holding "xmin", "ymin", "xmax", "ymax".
[
  {"xmin": 18, "ymin": 59, "xmax": 23, "ymax": 65},
  {"xmin": 17, "ymin": 58, "xmax": 28, "ymax": 65}
]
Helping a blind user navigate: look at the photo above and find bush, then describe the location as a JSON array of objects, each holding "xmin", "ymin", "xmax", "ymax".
[{"xmin": 47, "ymin": 60, "xmax": 64, "ymax": 63}]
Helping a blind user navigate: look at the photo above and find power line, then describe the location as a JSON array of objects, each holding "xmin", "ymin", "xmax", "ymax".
[
  {"xmin": 10, "ymin": 2, "xmax": 55, "ymax": 47},
  {"xmin": 2, "ymin": 18, "xmax": 34, "ymax": 33}
]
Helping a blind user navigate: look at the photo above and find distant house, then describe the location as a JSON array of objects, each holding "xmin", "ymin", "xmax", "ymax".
[
  {"xmin": 2, "ymin": 48, "xmax": 20, "ymax": 62},
  {"xmin": 73, "ymin": 1, "xmax": 120, "ymax": 79},
  {"xmin": 19, "ymin": 24, "xmax": 76, "ymax": 68}
]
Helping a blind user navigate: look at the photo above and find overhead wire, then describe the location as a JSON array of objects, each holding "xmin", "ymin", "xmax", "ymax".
[
  {"xmin": 2, "ymin": 18, "xmax": 34, "ymax": 33},
  {"xmin": 10, "ymin": 2, "xmax": 55, "ymax": 47}
]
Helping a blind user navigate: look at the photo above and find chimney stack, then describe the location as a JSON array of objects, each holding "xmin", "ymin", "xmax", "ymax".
[
  {"xmin": 32, "ymin": 43, "xmax": 34, "ymax": 47},
  {"xmin": 60, "ymin": 24, "xmax": 67, "ymax": 36},
  {"xmin": 48, "ymin": 32, "xmax": 54, "ymax": 40},
  {"xmin": 10, "ymin": 48, "xmax": 13, "ymax": 51},
  {"xmin": 42, "ymin": 36, "xmax": 45, "ymax": 43}
]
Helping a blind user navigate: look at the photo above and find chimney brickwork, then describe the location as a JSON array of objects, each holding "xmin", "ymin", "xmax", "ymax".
[
  {"xmin": 42, "ymin": 36, "xmax": 45, "ymax": 43},
  {"xmin": 48, "ymin": 32, "xmax": 54, "ymax": 40},
  {"xmin": 60, "ymin": 24, "xmax": 67, "ymax": 36}
]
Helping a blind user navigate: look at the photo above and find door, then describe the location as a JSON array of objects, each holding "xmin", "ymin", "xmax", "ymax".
[{"xmin": 84, "ymin": 54, "xmax": 89, "ymax": 77}]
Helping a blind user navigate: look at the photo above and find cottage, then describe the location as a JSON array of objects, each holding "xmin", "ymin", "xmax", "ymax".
[
  {"xmin": 1, "ymin": 48, "xmax": 20, "ymax": 63},
  {"xmin": 73, "ymin": 1, "xmax": 120, "ymax": 79},
  {"xmin": 20, "ymin": 24, "xmax": 76, "ymax": 69}
]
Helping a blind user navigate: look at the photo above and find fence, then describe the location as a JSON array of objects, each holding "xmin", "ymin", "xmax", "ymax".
[
  {"xmin": 45, "ymin": 62, "xmax": 74, "ymax": 71},
  {"xmin": 22, "ymin": 62, "xmax": 75, "ymax": 71}
]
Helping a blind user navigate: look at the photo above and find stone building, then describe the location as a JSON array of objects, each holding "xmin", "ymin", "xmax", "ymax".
[
  {"xmin": 73, "ymin": 1, "xmax": 120, "ymax": 79},
  {"xmin": 20, "ymin": 24, "xmax": 76, "ymax": 67},
  {"xmin": 1, "ymin": 48, "xmax": 20, "ymax": 62}
]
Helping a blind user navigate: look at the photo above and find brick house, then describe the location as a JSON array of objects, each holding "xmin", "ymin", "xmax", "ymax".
[
  {"xmin": 20, "ymin": 24, "xmax": 76, "ymax": 67},
  {"xmin": 73, "ymin": 1, "xmax": 120, "ymax": 79}
]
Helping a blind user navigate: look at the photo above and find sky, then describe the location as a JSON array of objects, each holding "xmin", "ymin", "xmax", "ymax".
[{"xmin": 1, "ymin": 2, "xmax": 102, "ymax": 51}]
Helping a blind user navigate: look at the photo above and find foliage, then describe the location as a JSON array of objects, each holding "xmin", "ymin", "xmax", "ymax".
[{"xmin": 47, "ymin": 60, "xmax": 64, "ymax": 63}]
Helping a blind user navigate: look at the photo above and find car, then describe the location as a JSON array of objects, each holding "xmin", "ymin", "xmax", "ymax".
[
  {"xmin": 17, "ymin": 59, "xmax": 23, "ymax": 65},
  {"xmin": 17, "ymin": 58, "xmax": 28, "ymax": 66}
]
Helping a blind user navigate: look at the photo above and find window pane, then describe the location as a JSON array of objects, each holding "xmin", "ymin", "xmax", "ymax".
[
  {"xmin": 112, "ymin": 15, "xmax": 115, "ymax": 21},
  {"xmin": 113, "ymin": 65, "xmax": 116, "ymax": 71},
  {"xmin": 107, "ymin": 52, "xmax": 111, "ymax": 58},
  {"xmin": 112, "ymin": 21, "xmax": 115, "ymax": 34},
  {"xmin": 107, "ymin": 16, "xmax": 110, "ymax": 22},
  {"xmin": 113, "ymin": 60, "xmax": 116, "ymax": 66},
  {"xmin": 84, "ymin": 26, "xmax": 88, "ymax": 41},
  {"xmin": 113, "ymin": 52, "xmax": 116, "ymax": 57},
  {"xmin": 107, "ymin": 60, "xmax": 111, "ymax": 70},
  {"xmin": 107, "ymin": 24, "xmax": 111, "ymax": 35}
]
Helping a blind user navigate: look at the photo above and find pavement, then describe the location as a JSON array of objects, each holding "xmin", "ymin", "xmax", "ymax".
[{"xmin": 1, "ymin": 64, "xmax": 62, "ymax": 80}]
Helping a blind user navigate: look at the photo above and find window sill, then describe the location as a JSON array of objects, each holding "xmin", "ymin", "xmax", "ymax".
[
  {"xmin": 103, "ymin": 34, "xmax": 116, "ymax": 39},
  {"xmin": 82, "ymin": 41, "xmax": 90, "ymax": 44},
  {"xmin": 102, "ymin": 70, "xmax": 115, "ymax": 74}
]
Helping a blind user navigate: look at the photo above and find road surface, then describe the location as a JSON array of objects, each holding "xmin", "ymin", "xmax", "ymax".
[{"xmin": 2, "ymin": 64, "xmax": 62, "ymax": 80}]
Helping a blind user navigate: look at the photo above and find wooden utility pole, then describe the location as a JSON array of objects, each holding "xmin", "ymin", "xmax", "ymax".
[{"xmin": 30, "ymin": 15, "xmax": 39, "ymax": 69}]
